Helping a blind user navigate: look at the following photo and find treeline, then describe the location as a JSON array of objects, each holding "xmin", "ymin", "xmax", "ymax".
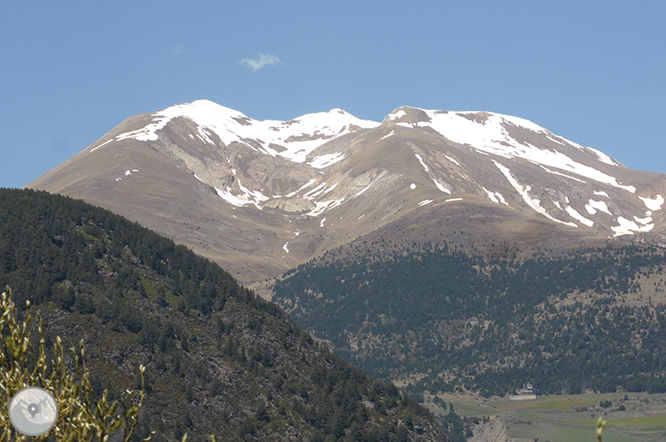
[{"xmin": 274, "ymin": 239, "xmax": 666, "ymax": 397}]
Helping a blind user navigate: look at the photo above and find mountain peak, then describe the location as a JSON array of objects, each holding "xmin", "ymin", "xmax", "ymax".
[
  {"xmin": 383, "ymin": 106, "xmax": 433, "ymax": 125},
  {"xmin": 28, "ymin": 99, "xmax": 666, "ymax": 286}
]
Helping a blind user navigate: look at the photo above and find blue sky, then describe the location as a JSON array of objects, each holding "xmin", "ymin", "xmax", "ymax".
[{"xmin": 2, "ymin": 1, "xmax": 665, "ymax": 188}]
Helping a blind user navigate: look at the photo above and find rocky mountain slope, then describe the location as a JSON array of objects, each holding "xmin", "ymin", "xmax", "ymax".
[
  {"xmin": 28, "ymin": 100, "xmax": 666, "ymax": 288},
  {"xmin": 0, "ymin": 188, "xmax": 446, "ymax": 441}
]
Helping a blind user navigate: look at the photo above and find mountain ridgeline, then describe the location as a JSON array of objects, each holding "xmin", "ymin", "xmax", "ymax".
[
  {"xmin": 0, "ymin": 188, "xmax": 446, "ymax": 442},
  {"xmin": 273, "ymin": 237, "xmax": 666, "ymax": 398},
  {"xmin": 28, "ymin": 100, "xmax": 666, "ymax": 288}
]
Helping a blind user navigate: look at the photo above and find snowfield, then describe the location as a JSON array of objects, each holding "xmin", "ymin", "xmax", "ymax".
[{"xmin": 97, "ymin": 101, "xmax": 659, "ymax": 233}]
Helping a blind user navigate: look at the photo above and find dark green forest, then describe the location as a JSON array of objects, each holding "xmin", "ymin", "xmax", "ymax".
[
  {"xmin": 0, "ymin": 188, "xmax": 241, "ymax": 315},
  {"xmin": 0, "ymin": 188, "xmax": 446, "ymax": 442},
  {"xmin": 274, "ymin": 238, "xmax": 666, "ymax": 398}
]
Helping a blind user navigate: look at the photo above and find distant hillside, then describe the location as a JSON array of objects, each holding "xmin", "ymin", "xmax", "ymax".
[
  {"xmin": 274, "ymin": 236, "xmax": 666, "ymax": 398},
  {"xmin": 0, "ymin": 188, "xmax": 446, "ymax": 442}
]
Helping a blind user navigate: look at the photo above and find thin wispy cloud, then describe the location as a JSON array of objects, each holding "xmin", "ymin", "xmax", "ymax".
[
  {"xmin": 173, "ymin": 45, "xmax": 185, "ymax": 55},
  {"xmin": 238, "ymin": 53, "xmax": 284, "ymax": 71}
]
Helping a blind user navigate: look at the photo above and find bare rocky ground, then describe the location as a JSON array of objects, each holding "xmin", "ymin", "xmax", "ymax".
[{"xmin": 467, "ymin": 418, "xmax": 509, "ymax": 442}]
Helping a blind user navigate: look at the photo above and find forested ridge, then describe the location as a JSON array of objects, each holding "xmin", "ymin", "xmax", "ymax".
[
  {"xmin": 274, "ymin": 237, "xmax": 666, "ymax": 398},
  {"xmin": 0, "ymin": 188, "xmax": 446, "ymax": 442}
]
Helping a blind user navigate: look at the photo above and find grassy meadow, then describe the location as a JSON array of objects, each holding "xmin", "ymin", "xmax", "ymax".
[{"xmin": 424, "ymin": 392, "xmax": 666, "ymax": 441}]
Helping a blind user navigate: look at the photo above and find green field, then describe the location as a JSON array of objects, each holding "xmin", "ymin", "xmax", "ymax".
[
  {"xmin": 524, "ymin": 398, "xmax": 598, "ymax": 412},
  {"xmin": 427, "ymin": 393, "xmax": 666, "ymax": 441}
]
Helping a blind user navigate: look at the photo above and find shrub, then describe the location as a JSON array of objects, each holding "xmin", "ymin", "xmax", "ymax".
[{"xmin": 0, "ymin": 287, "xmax": 149, "ymax": 441}]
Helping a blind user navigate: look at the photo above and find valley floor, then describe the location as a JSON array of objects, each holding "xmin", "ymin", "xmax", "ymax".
[{"xmin": 425, "ymin": 392, "xmax": 666, "ymax": 442}]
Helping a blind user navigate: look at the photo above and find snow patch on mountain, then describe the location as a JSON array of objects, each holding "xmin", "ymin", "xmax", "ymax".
[
  {"xmin": 494, "ymin": 160, "xmax": 577, "ymax": 227},
  {"xmin": 639, "ymin": 195, "xmax": 665, "ymax": 211},
  {"xmin": 635, "ymin": 213, "xmax": 653, "ymax": 225},
  {"xmin": 309, "ymin": 153, "xmax": 346, "ymax": 169},
  {"xmin": 115, "ymin": 110, "xmax": 176, "ymax": 142},
  {"xmin": 286, "ymin": 179, "xmax": 317, "ymax": 198},
  {"xmin": 540, "ymin": 165, "xmax": 586, "ymax": 184},
  {"xmin": 445, "ymin": 155, "xmax": 461, "ymax": 167},
  {"xmin": 352, "ymin": 184, "xmax": 372, "ymax": 199},
  {"xmin": 114, "ymin": 169, "xmax": 140, "ymax": 182},
  {"xmin": 483, "ymin": 187, "xmax": 508, "ymax": 205},
  {"xmin": 215, "ymin": 179, "xmax": 269, "ymax": 209},
  {"xmin": 585, "ymin": 200, "xmax": 612, "ymax": 215},
  {"xmin": 90, "ymin": 139, "xmax": 113, "ymax": 153},
  {"xmin": 113, "ymin": 100, "xmax": 378, "ymax": 163},
  {"xmin": 408, "ymin": 109, "xmax": 634, "ymax": 193},
  {"xmin": 380, "ymin": 130, "xmax": 395, "ymax": 140},
  {"xmin": 612, "ymin": 216, "xmax": 655, "ymax": 236},
  {"xmin": 303, "ymin": 182, "xmax": 328, "ymax": 199},
  {"xmin": 387, "ymin": 110, "xmax": 406, "ymax": 121},
  {"xmin": 566, "ymin": 206, "xmax": 594, "ymax": 227},
  {"xmin": 415, "ymin": 154, "xmax": 430, "ymax": 173},
  {"xmin": 433, "ymin": 180, "xmax": 451, "ymax": 194},
  {"xmin": 307, "ymin": 198, "xmax": 344, "ymax": 217},
  {"xmin": 413, "ymin": 153, "xmax": 451, "ymax": 193}
]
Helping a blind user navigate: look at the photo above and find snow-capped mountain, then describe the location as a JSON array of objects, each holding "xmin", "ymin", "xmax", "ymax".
[
  {"xmin": 28, "ymin": 100, "xmax": 666, "ymax": 286},
  {"xmin": 109, "ymin": 99, "xmax": 379, "ymax": 164}
]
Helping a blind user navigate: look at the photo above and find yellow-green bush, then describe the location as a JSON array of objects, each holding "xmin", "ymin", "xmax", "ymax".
[{"xmin": 0, "ymin": 287, "xmax": 149, "ymax": 441}]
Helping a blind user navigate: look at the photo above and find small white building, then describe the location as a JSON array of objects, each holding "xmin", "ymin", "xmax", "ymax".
[
  {"xmin": 509, "ymin": 383, "xmax": 536, "ymax": 401},
  {"xmin": 521, "ymin": 382, "xmax": 534, "ymax": 394}
]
